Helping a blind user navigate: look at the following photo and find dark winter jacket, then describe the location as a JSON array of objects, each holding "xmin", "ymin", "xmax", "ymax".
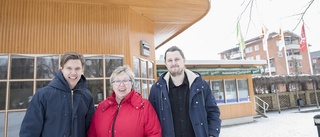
[
  {"xmin": 19, "ymin": 70, "xmax": 95, "ymax": 137},
  {"xmin": 149, "ymin": 69, "xmax": 221, "ymax": 137}
]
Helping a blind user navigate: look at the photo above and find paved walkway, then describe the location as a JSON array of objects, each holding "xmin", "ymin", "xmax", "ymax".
[{"xmin": 220, "ymin": 106, "xmax": 320, "ymax": 137}]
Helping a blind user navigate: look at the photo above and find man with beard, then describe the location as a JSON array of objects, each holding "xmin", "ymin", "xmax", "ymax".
[{"xmin": 149, "ymin": 46, "xmax": 221, "ymax": 137}]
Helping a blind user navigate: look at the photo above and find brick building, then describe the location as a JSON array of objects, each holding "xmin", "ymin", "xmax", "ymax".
[
  {"xmin": 219, "ymin": 31, "xmax": 313, "ymax": 75},
  {"xmin": 310, "ymin": 50, "xmax": 320, "ymax": 74}
]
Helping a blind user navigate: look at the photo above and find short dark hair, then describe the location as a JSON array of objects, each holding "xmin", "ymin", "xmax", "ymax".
[
  {"xmin": 164, "ymin": 46, "xmax": 185, "ymax": 61},
  {"xmin": 60, "ymin": 52, "xmax": 85, "ymax": 68}
]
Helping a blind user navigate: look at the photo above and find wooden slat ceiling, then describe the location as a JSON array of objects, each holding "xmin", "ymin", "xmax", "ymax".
[{"xmin": 46, "ymin": 0, "xmax": 210, "ymax": 49}]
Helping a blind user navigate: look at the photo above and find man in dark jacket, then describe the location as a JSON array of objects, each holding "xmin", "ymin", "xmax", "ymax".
[
  {"xmin": 149, "ymin": 46, "xmax": 221, "ymax": 137},
  {"xmin": 20, "ymin": 52, "xmax": 95, "ymax": 137}
]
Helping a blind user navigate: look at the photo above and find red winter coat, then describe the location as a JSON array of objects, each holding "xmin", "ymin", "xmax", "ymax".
[{"xmin": 87, "ymin": 90, "xmax": 162, "ymax": 137}]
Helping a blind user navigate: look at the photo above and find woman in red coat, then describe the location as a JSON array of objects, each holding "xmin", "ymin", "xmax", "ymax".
[{"xmin": 87, "ymin": 65, "xmax": 162, "ymax": 137}]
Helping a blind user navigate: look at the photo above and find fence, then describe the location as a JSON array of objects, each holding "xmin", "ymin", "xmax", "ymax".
[{"xmin": 256, "ymin": 90, "xmax": 320, "ymax": 111}]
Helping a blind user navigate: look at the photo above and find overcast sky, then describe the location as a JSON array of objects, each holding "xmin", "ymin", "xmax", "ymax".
[{"xmin": 156, "ymin": 0, "xmax": 320, "ymax": 60}]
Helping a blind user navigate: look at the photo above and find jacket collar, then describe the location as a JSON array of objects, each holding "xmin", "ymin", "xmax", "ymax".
[
  {"xmin": 163, "ymin": 68, "xmax": 199, "ymax": 89},
  {"xmin": 100, "ymin": 90, "xmax": 145, "ymax": 112},
  {"xmin": 48, "ymin": 70, "xmax": 87, "ymax": 92}
]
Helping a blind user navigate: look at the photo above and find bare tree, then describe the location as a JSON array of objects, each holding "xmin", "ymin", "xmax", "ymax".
[{"xmin": 237, "ymin": 0, "xmax": 315, "ymax": 35}]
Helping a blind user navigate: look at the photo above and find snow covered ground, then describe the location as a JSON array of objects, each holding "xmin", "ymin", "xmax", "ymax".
[{"xmin": 220, "ymin": 106, "xmax": 320, "ymax": 137}]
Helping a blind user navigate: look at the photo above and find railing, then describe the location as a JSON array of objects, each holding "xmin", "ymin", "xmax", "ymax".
[{"xmin": 255, "ymin": 95, "xmax": 269, "ymax": 116}]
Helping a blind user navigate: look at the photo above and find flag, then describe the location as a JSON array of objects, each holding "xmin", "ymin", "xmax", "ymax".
[
  {"xmin": 277, "ymin": 28, "xmax": 285, "ymax": 51},
  {"xmin": 300, "ymin": 24, "xmax": 307, "ymax": 52},
  {"xmin": 262, "ymin": 27, "xmax": 269, "ymax": 51},
  {"xmin": 236, "ymin": 21, "xmax": 246, "ymax": 52}
]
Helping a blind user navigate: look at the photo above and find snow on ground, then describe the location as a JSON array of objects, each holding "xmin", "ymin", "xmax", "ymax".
[{"xmin": 220, "ymin": 107, "xmax": 320, "ymax": 137}]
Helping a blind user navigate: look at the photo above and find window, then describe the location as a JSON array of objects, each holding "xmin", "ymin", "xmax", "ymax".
[
  {"xmin": 87, "ymin": 80, "xmax": 104, "ymax": 104},
  {"xmin": 133, "ymin": 57, "xmax": 140, "ymax": 78},
  {"xmin": 211, "ymin": 80, "xmax": 225, "ymax": 104},
  {"xmin": 37, "ymin": 55, "xmax": 59, "ymax": 79},
  {"xmin": 269, "ymin": 58, "xmax": 275, "ymax": 67},
  {"xmin": 0, "ymin": 82, "xmax": 6, "ymax": 110},
  {"xmin": 105, "ymin": 55, "xmax": 123, "ymax": 77},
  {"xmin": 254, "ymin": 45, "xmax": 259, "ymax": 51},
  {"xmin": 225, "ymin": 79, "xmax": 237, "ymax": 103},
  {"xmin": 297, "ymin": 62, "xmax": 302, "ymax": 67},
  {"xmin": 8, "ymin": 112, "xmax": 25, "ymax": 137},
  {"xmin": 0, "ymin": 55, "xmax": 8, "ymax": 79},
  {"xmin": 237, "ymin": 79, "xmax": 249, "ymax": 102},
  {"xmin": 84, "ymin": 55, "xmax": 103, "ymax": 78},
  {"xmin": 256, "ymin": 55, "xmax": 261, "ymax": 60},
  {"xmin": 133, "ymin": 57, "xmax": 155, "ymax": 98},
  {"xmin": 10, "ymin": 55, "xmax": 34, "ymax": 79},
  {"xmin": 246, "ymin": 56, "xmax": 254, "ymax": 60},
  {"xmin": 9, "ymin": 81, "xmax": 33, "ymax": 109},
  {"xmin": 278, "ymin": 51, "xmax": 283, "ymax": 57},
  {"xmin": 245, "ymin": 47, "xmax": 253, "ymax": 53}
]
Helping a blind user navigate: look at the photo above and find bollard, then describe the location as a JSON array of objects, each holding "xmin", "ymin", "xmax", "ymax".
[{"xmin": 314, "ymin": 114, "xmax": 320, "ymax": 137}]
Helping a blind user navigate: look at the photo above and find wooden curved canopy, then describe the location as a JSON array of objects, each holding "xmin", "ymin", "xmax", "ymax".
[{"xmin": 49, "ymin": 0, "xmax": 211, "ymax": 49}]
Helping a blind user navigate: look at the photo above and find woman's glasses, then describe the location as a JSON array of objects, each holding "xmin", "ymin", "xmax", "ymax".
[{"xmin": 112, "ymin": 80, "xmax": 132, "ymax": 86}]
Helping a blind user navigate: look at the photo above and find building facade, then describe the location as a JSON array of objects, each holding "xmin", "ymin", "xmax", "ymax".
[
  {"xmin": 311, "ymin": 50, "xmax": 320, "ymax": 74},
  {"xmin": 219, "ymin": 31, "xmax": 313, "ymax": 76},
  {"xmin": 0, "ymin": 0, "xmax": 210, "ymax": 136}
]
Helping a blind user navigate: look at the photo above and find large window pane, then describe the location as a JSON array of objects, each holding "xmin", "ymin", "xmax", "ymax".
[
  {"xmin": 105, "ymin": 56, "xmax": 123, "ymax": 77},
  {"xmin": 148, "ymin": 61, "xmax": 154, "ymax": 78},
  {"xmin": 37, "ymin": 55, "xmax": 59, "ymax": 79},
  {"xmin": 10, "ymin": 55, "xmax": 34, "ymax": 79},
  {"xmin": 134, "ymin": 80, "xmax": 141, "ymax": 93},
  {"xmin": 0, "ymin": 55, "xmax": 8, "ymax": 79},
  {"xmin": 142, "ymin": 80, "xmax": 148, "ymax": 99},
  {"xmin": 133, "ymin": 57, "xmax": 140, "ymax": 77},
  {"xmin": 225, "ymin": 80, "xmax": 237, "ymax": 103},
  {"xmin": 7, "ymin": 112, "xmax": 25, "ymax": 137},
  {"xmin": 87, "ymin": 80, "xmax": 104, "ymax": 104},
  {"xmin": 211, "ymin": 80, "xmax": 225, "ymax": 104},
  {"xmin": 84, "ymin": 56, "xmax": 103, "ymax": 78},
  {"xmin": 0, "ymin": 82, "xmax": 6, "ymax": 110},
  {"xmin": 0, "ymin": 112, "xmax": 4, "ymax": 137},
  {"xmin": 238, "ymin": 79, "xmax": 249, "ymax": 102},
  {"xmin": 36, "ymin": 81, "xmax": 51, "ymax": 91},
  {"xmin": 149, "ymin": 80, "xmax": 154, "ymax": 91},
  {"xmin": 9, "ymin": 82, "xmax": 33, "ymax": 109},
  {"xmin": 106, "ymin": 79, "xmax": 112, "ymax": 97},
  {"xmin": 141, "ymin": 60, "xmax": 147, "ymax": 78}
]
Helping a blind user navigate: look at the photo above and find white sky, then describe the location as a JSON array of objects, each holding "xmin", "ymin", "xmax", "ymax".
[{"xmin": 155, "ymin": 0, "xmax": 320, "ymax": 60}]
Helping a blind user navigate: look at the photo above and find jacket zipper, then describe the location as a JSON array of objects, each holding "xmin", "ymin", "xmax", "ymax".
[
  {"xmin": 71, "ymin": 90, "xmax": 74, "ymax": 110},
  {"xmin": 112, "ymin": 102, "xmax": 121, "ymax": 137},
  {"xmin": 71, "ymin": 89, "xmax": 74, "ymax": 136},
  {"xmin": 161, "ymin": 89, "xmax": 163, "ymax": 111}
]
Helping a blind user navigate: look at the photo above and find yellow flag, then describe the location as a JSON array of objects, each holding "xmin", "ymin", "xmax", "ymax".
[{"xmin": 236, "ymin": 21, "xmax": 246, "ymax": 52}]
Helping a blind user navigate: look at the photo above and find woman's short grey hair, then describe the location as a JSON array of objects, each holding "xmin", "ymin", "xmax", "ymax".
[{"xmin": 109, "ymin": 65, "xmax": 135, "ymax": 88}]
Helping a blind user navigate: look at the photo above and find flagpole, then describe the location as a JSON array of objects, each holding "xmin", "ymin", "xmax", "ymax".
[
  {"xmin": 241, "ymin": 46, "xmax": 244, "ymax": 60},
  {"xmin": 282, "ymin": 30, "xmax": 290, "ymax": 75},
  {"xmin": 266, "ymin": 48, "xmax": 272, "ymax": 76},
  {"xmin": 284, "ymin": 45, "xmax": 290, "ymax": 75},
  {"xmin": 262, "ymin": 27, "xmax": 271, "ymax": 76},
  {"xmin": 306, "ymin": 42, "xmax": 313, "ymax": 74}
]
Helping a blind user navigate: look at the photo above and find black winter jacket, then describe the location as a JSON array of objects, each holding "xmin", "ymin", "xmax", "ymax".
[
  {"xmin": 149, "ymin": 69, "xmax": 221, "ymax": 137},
  {"xmin": 19, "ymin": 70, "xmax": 95, "ymax": 137}
]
